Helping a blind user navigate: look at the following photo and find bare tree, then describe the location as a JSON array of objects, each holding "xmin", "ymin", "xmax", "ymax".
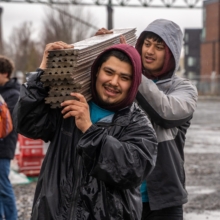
[
  {"xmin": 4, "ymin": 22, "xmax": 41, "ymax": 74},
  {"xmin": 2, "ymin": 5, "xmax": 98, "ymax": 78},
  {"xmin": 41, "ymin": 5, "xmax": 98, "ymax": 46}
]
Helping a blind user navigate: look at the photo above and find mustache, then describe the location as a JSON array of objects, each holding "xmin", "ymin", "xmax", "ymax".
[
  {"xmin": 104, "ymin": 83, "xmax": 121, "ymax": 93},
  {"xmin": 145, "ymin": 55, "xmax": 155, "ymax": 59}
]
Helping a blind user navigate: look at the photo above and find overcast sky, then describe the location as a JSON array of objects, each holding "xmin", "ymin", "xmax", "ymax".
[{"xmin": 0, "ymin": 2, "xmax": 203, "ymax": 43}]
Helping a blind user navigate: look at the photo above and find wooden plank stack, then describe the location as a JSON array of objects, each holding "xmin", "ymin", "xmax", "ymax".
[{"xmin": 40, "ymin": 28, "xmax": 137, "ymax": 108}]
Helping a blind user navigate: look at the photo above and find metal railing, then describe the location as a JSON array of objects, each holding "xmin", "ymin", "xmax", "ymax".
[{"xmin": 187, "ymin": 75, "xmax": 220, "ymax": 96}]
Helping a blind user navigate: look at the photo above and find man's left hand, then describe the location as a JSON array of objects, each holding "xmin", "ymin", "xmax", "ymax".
[{"xmin": 61, "ymin": 93, "xmax": 92, "ymax": 133}]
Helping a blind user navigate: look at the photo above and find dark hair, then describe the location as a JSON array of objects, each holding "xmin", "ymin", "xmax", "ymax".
[
  {"xmin": 0, "ymin": 56, "xmax": 14, "ymax": 78},
  {"xmin": 135, "ymin": 31, "xmax": 164, "ymax": 56},
  {"xmin": 96, "ymin": 49, "xmax": 132, "ymax": 69},
  {"xmin": 143, "ymin": 31, "xmax": 164, "ymax": 43}
]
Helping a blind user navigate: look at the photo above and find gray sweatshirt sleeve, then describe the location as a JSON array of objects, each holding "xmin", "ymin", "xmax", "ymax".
[{"xmin": 136, "ymin": 74, "xmax": 198, "ymax": 129}]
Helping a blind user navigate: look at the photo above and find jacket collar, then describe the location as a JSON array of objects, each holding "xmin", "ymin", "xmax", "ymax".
[{"xmin": 97, "ymin": 103, "xmax": 134, "ymax": 126}]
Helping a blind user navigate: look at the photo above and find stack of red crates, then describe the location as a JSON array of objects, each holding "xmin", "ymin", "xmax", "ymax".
[{"xmin": 14, "ymin": 134, "xmax": 46, "ymax": 177}]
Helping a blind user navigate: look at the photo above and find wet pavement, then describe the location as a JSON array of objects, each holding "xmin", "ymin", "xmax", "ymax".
[
  {"xmin": 11, "ymin": 97, "xmax": 220, "ymax": 219},
  {"xmin": 183, "ymin": 97, "xmax": 220, "ymax": 219}
]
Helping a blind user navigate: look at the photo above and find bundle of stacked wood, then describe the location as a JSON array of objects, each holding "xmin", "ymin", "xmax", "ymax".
[{"xmin": 40, "ymin": 28, "xmax": 137, "ymax": 108}]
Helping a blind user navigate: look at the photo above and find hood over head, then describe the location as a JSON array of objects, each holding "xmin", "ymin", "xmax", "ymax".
[
  {"xmin": 135, "ymin": 19, "xmax": 183, "ymax": 78},
  {"xmin": 91, "ymin": 44, "xmax": 142, "ymax": 111}
]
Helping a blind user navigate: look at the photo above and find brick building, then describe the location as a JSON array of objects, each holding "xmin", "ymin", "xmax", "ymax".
[
  {"xmin": 184, "ymin": 29, "xmax": 202, "ymax": 79},
  {"xmin": 200, "ymin": 0, "xmax": 220, "ymax": 77}
]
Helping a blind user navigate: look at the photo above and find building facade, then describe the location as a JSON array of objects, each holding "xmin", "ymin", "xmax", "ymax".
[
  {"xmin": 184, "ymin": 28, "xmax": 202, "ymax": 79},
  {"xmin": 201, "ymin": 0, "xmax": 220, "ymax": 77}
]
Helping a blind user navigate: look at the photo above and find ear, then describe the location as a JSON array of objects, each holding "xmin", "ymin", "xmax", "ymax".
[{"xmin": 6, "ymin": 73, "xmax": 9, "ymax": 79}]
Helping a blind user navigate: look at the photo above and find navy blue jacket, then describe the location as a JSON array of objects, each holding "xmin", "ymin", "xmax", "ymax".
[{"xmin": 0, "ymin": 78, "xmax": 20, "ymax": 159}]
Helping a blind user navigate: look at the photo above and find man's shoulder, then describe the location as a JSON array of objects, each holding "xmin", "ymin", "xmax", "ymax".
[
  {"xmin": 130, "ymin": 102, "xmax": 142, "ymax": 112},
  {"xmin": 173, "ymin": 74, "xmax": 193, "ymax": 84},
  {"xmin": 118, "ymin": 102, "xmax": 148, "ymax": 119},
  {"xmin": 3, "ymin": 78, "xmax": 20, "ymax": 92},
  {"xmin": 172, "ymin": 75, "xmax": 197, "ymax": 90},
  {"xmin": 130, "ymin": 102, "xmax": 151, "ymax": 121},
  {"xmin": 3, "ymin": 84, "xmax": 20, "ymax": 99},
  {"xmin": 128, "ymin": 103, "xmax": 154, "ymax": 132},
  {"xmin": 1, "ymin": 80, "xmax": 20, "ymax": 107}
]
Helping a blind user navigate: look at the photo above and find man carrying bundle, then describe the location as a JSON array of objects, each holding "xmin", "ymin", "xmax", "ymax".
[{"xmin": 13, "ymin": 42, "xmax": 157, "ymax": 220}]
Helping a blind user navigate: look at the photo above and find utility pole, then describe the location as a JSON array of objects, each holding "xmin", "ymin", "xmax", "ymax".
[
  {"xmin": 0, "ymin": 7, "xmax": 3, "ymax": 54},
  {"xmin": 107, "ymin": 0, "xmax": 113, "ymax": 29}
]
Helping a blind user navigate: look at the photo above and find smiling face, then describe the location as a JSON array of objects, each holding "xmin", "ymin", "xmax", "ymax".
[
  {"xmin": 141, "ymin": 38, "xmax": 166, "ymax": 76},
  {"xmin": 95, "ymin": 56, "xmax": 132, "ymax": 106}
]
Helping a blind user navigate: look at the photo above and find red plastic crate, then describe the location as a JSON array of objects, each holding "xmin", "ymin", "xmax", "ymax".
[
  {"xmin": 17, "ymin": 156, "xmax": 44, "ymax": 168},
  {"xmin": 17, "ymin": 134, "xmax": 45, "ymax": 157},
  {"xmin": 21, "ymin": 169, "xmax": 41, "ymax": 177},
  {"xmin": 19, "ymin": 146, "xmax": 44, "ymax": 157},
  {"xmin": 18, "ymin": 134, "xmax": 43, "ymax": 146},
  {"xmin": 13, "ymin": 135, "xmax": 48, "ymax": 176},
  {"xmin": 12, "ymin": 156, "xmax": 44, "ymax": 177}
]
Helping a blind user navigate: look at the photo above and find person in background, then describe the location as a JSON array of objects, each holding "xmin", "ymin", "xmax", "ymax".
[
  {"xmin": 0, "ymin": 56, "xmax": 20, "ymax": 220},
  {"xmin": 13, "ymin": 42, "xmax": 157, "ymax": 219},
  {"xmin": 96, "ymin": 19, "xmax": 198, "ymax": 220}
]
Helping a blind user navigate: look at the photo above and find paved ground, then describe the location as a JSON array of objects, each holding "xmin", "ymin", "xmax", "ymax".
[
  {"xmin": 11, "ymin": 97, "xmax": 220, "ymax": 219},
  {"xmin": 183, "ymin": 98, "xmax": 220, "ymax": 219}
]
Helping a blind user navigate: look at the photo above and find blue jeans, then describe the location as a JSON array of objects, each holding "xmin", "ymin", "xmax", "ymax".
[{"xmin": 0, "ymin": 159, "xmax": 17, "ymax": 220}]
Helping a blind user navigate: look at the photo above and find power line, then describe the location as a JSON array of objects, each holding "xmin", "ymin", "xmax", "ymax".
[
  {"xmin": 0, "ymin": 0, "xmax": 203, "ymax": 8},
  {"xmin": 48, "ymin": 4, "xmax": 100, "ymax": 30}
]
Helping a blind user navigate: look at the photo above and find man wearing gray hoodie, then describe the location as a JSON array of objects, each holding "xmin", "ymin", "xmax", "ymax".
[
  {"xmin": 135, "ymin": 19, "xmax": 198, "ymax": 219},
  {"xmin": 97, "ymin": 19, "xmax": 198, "ymax": 219}
]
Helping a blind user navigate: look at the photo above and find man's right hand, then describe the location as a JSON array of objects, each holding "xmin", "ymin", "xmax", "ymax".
[
  {"xmin": 95, "ymin": 27, "xmax": 113, "ymax": 36},
  {"xmin": 95, "ymin": 28, "xmax": 127, "ymax": 44},
  {"xmin": 119, "ymin": 35, "xmax": 127, "ymax": 44},
  {"xmin": 39, "ymin": 41, "xmax": 74, "ymax": 70}
]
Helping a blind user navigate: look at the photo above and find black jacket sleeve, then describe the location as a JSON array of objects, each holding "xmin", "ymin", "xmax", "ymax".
[
  {"xmin": 13, "ymin": 69, "xmax": 58, "ymax": 142},
  {"xmin": 77, "ymin": 110, "xmax": 157, "ymax": 189}
]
